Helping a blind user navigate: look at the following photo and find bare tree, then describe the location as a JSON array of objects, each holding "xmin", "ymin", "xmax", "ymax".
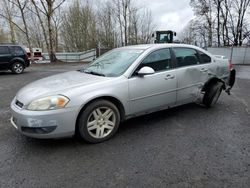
[
  {"xmin": 0, "ymin": 0, "xmax": 17, "ymax": 43},
  {"xmin": 28, "ymin": 12, "xmax": 46, "ymax": 49},
  {"xmin": 128, "ymin": 7, "xmax": 139, "ymax": 44},
  {"xmin": 7, "ymin": 0, "xmax": 34, "ymax": 60},
  {"xmin": 1, "ymin": 0, "xmax": 156, "ymax": 54},
  {"xmin": 213, "ymin": 0, "xmax": 223, "ymax": 46},
  {"xmin": 110, "ymin": 0, "xmax": 154, "ymax": 46},
  {"xmin": 190, "ymin": 0, "xmax": 250, "ymax": 47},
  {"xmin": 220, "ymin": 0, "xmax": 231, "ymax": 46},
  {"xmin": 0, "ymin": 28, "xmax": 8, "ymax": 43},
  {"xmin": 139, "ymin": 9, "xmax": 155, "ymax": 44},
  {"xmin": 190, "ymin": 0, "xmax": 213, "ymax": 47},
  {"xmin": 111, "ymin": 0, "xmax": 132, "ymax": 46},
  {"xmin": 97, "ymin": 2, "xmax": 117, "ymax": 48},
  {"xmin": 61, "ymin": 0, "xmax": 97, "ymax": 52},
  {"xmin": 232, "ymin": 0, "xmax": 250, "ymax": 46},
  {"xmin": 52, "ymin": 6, "xmax": 63, "ymax": 51},
  {"xmin": 30, "ymin": 0, "xmax": 65, "ymax": 62}
]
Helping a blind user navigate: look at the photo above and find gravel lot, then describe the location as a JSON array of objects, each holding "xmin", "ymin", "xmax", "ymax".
[{"xmin": 0, "ymin": 64, "xmax": 250, "ymax": 188}]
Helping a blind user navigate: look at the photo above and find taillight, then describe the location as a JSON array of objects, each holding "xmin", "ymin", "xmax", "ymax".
[{"xmin": 25, "ymin": 52, "xmax": 29, "ymax": 60}]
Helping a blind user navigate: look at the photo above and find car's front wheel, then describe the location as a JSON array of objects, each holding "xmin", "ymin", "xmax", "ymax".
[
  {"xmin": 76, "ymin": 100, "xmax": 120, "ymax": 143},
  {"xmin": 203, "ymin": 82, "xmax": 223, "ymax": 107},
  {"xmin": 11, "ymin": 62, "xmax": 24, "ymax": 74}
]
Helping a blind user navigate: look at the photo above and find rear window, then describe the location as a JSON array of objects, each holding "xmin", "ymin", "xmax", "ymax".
[
  {"xmin": 0, "ymin": 46, "xmax": 10, "ymax": 54},
  {"xmin": 199, "ymin": 51, "xmax": 211, "ymax": 64},
  {"xmin": 10, "ymin": 46, "xmax": 25, "ymax": 55}
]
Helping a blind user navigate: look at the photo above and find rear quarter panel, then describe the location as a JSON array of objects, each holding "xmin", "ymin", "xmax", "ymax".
[{"xmin": 210, "ymin": 57, "xmax": 230, "ymax": 80}]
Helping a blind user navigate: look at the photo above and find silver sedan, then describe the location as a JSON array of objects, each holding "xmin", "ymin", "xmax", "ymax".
[{"xmin": 10, "ymin": 44, "xmax": 234, "ymax": 143}]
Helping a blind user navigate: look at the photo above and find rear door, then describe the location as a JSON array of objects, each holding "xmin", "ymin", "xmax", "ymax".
[
  {"xmin": 9, "ymin": 46, "xmax": 29, "ymax": 66},
  {"xmin": 0, "ymin": 46, "xmax": 12, "ymax": 69},
  {"xmin": 128, "ymin": 48, "xmax": 177, "ymax": 114},
  {"xmin": 172, "ymin": 47, "xmax": 210, "ymax": 105}
]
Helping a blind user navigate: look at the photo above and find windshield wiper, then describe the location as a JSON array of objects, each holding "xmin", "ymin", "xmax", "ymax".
[{"xmin": 79, "ymin": 69, "xmax": 106, "ymax": 77}]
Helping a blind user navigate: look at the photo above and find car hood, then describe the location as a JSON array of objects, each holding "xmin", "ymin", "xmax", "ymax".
[{"xmin": 16, "ymin": 71, "xmax": 111, "ymax": 104}]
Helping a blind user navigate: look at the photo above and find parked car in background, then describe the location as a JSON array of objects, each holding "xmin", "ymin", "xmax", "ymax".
[
  {"xmin": 0, "ymin": 44, "xmax": 30, "ymax": 74},
  {"xmin": 10, "ymin": 44, "xmax": 235, "ymax": 143},
  {"xmin": 25, "ymin": 47, "xmax": 43, "ymax": 61}
]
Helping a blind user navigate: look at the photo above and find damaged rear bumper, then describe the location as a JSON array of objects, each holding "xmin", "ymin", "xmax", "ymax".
[{"xmin": 225, "ymin": 69, "xmax": 236, "ymax": 95}]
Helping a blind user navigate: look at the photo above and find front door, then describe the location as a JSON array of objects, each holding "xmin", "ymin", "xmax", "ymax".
[
  {"xmin": 128, "ymin": 48, "xmax": 177, "ymax": 115},
  {"xmin": 0, "ymin": 46, "xmax": 12, "ymax": 70}
]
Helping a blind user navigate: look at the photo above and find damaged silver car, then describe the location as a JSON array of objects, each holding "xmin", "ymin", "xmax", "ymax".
[{"xmin": 10, "ymin": 44, "xmax": 235, "ymax": 143}]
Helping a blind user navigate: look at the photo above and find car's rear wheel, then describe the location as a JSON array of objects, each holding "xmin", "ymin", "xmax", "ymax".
[
  {"xmin": 203, "ymin": 82, "xmax": 223, "ymax": 107},
  {"xmin": 11, "ymin": 62, "xmax": 24, "ymax": 74},
  {"xmin": 76, "ymin": 100, "xmax": 120, "ymax": 143}
]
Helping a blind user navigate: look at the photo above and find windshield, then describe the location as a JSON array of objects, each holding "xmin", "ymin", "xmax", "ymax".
[{"xmin": 80, "ymin": 49, "xmax": 144, "ymax": 77}]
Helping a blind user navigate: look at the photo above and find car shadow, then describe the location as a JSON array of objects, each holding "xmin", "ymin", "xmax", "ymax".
[
  {"xmin": 119, "ymin": 103, "xmax": 202, "ymax": 132},
  {"xmin": 23, "ymin": 136, "xmax": 79, "ymax": 147},
  {"xmin": 21, "ymin": 103, "xmax": 205, "ymax": 148},
  {"xmin": 0, "ymin": 71, "xmax": 13, "ymax": 75},
  {"xmin": 0, "ymin": 71, "xmax": 29, "ymax": 76}
]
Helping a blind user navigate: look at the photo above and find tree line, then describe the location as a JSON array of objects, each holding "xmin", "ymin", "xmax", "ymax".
[
  {"xmin": 180, "ymin": 0, "xmax": 250, "ymax": 47},
  {"xmin": 0, "ymin": 0, "xmax": 155, "ymax": 62}
]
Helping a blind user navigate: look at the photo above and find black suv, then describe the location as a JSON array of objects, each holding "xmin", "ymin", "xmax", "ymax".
[{"xmin": 0, "ymin": 44, "xmax": 30, "ymax": 74}]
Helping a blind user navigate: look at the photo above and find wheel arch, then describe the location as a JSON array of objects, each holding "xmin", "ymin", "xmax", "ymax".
[
  {"xmin": 75, "ymin": 96, "xmax": 126, "ymax": 132},
  {"xmin": 10, "ymin": 57, "xmax": 25, "ymax": 66},
  {"xmin": 202, "ymin": 77, "xmax": 225, "ymax": 92}
]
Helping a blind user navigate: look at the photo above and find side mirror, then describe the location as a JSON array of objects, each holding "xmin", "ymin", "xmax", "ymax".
[
  {"xmin": 152, "ymin": 33, "xmax": 155, "ymax": 38},
  {"xmin": 137, "ymin": 66, "xmax": 155, "ymax": 76}
]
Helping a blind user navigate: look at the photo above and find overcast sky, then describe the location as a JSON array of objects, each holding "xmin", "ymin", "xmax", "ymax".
[
  {"xmin": 138, "ymin": 0, "xmax": 195, "ymax": 32},
  {"xmin": 70, "ymin": 0, "xmax": 195, "ymax": 33}
]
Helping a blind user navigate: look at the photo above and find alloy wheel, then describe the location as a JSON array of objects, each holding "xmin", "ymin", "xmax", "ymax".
[
  {"xmin": 86, "ymin": 107, "xmax": 116, "ymax": 139},
  {"xmin": 13, "ymin": 63, "xmax": 24, "ymax": 74}
]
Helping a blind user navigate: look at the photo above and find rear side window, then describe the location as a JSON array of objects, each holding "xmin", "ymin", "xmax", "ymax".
[
  {"xmin": 138, "ymin": 48, "xmax": 172, "ymax": 72},
  {"xmin": 0, "ymin": 46, "xmax": 10, "ymax": 54},
  {"xmin": 10, "ymin": 46, "xmax": 25, "ymax": 55},
  {"xmin": 199, "ymin": 51, "xmax": 211, "ymax": 64},
  {"xmin": 172, "ymin": 48, "xmax": 200, "ymax": 67}
]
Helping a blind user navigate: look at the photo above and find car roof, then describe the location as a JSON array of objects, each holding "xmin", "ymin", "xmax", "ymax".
[
  {"xmin": 118, "ymin": 43, "xmax": 212, "ymax": 56},
  {"xmin": 119, "ymin": 43, "xmax": 201, "ymax": 49},
  {"xmin": 0, "ymin": 44, "xmax": 22, "ymax": 47}
]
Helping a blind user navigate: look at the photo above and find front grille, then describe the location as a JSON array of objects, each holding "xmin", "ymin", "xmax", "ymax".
[{"xmin": 15, "ymin": 100, "xmax": 24, "ymax": 108}]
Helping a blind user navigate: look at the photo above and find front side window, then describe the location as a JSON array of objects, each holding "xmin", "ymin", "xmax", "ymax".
[
  {"xmin": 173, "ymin": 48, "xmax": 200, "ymax": 67},
  {"xmin": 137, "ymin": 48, "xmax": 172, "ymax": 72},
  {"xmin": 0, "ymin": 46, "xmax": 10, "ymax": 54},
  {"xmin": 80, "ymin": 49, "xmax": 144, "ymax": 77}
]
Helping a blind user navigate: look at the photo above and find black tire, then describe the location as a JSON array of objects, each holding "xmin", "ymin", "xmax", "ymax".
[
  {"xmin": 76, "ymin": 100, "xmax": 120, "ymax": 143},
  {"xmin": 11, "ymin": 62, "xmax": 24, "ymax": 74},
  {"xmin": 203, "ymin": 82, "xmax": 223, "ymax": 108}
]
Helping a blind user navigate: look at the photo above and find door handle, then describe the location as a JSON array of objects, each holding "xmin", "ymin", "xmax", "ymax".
[
  {"xmin": 165, "ymin": 74, "xmax": 175, "ymax": 80},
  {"xmin": 200, "ymin": 68, "xmax": 208, "ymax": 72}
]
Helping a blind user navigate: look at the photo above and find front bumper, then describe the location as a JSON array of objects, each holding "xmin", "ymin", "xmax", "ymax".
[{"xmin": 10, "ymin": 100, "xmax": 79, "ymax": 139}]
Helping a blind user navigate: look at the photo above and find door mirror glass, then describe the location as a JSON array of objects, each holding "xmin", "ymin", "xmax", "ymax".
[{"xmin": 137, "ymin": 66, "xmax": 155, "ymax": 76}]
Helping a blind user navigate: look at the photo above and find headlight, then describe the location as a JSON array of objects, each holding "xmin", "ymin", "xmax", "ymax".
[{"xmin": 27, "ymin": 95, "xmax": 69, "ymax": 111}]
